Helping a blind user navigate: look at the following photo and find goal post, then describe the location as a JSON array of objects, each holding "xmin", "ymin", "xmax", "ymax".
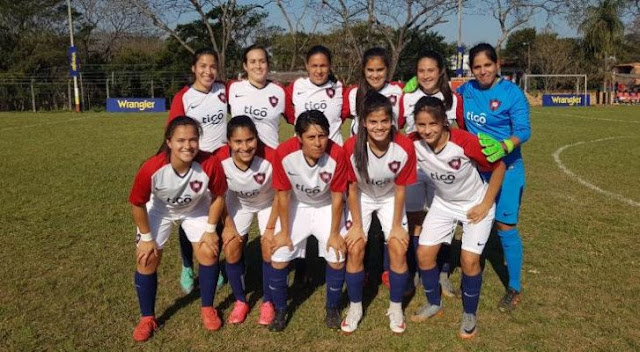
[{"xmin": 523, "ymin": 74, "xmax": 589, "ymax": 107}]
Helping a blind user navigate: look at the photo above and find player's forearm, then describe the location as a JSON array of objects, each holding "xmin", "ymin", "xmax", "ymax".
[
  {"xmin": 277, "ymin": 190, "xmax": 291, "ymax": 236},
  {"xmin": 132, "ymin": 204, "xmax": 151, "ymax": 234},
  {"xmin": 483, "ymin": 161, "xmax": 506, "ymax": 206},
  {"xmin": 392, "ymin": 185, "xmax": 406, "ymax": 228},
  {"xmin": 347, "ymin": 182, "xmax": 363, "ymax": 228},
  {"xmin": 330, "ymin": 191, "xmax": 344, "ymax": 235},
  {"xmin": 207, "ymin": 195, "xmax": 225, "ymax": 227},
  {"xmin": 266, "ymin": 195, "xmax": 279, "ymax": 229}
]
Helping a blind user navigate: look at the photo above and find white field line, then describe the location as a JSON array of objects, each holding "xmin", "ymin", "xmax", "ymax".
[
  {"xmin": 532, "ymin": 110, "xmax": 640, "ymax": 124},
  {"xmin": 0, "ymin": 116, "xmax": 94, "ymax": 132},
  {"xmin": 552, "ymin": 136, "xmax": 640, "ymax": 207}
]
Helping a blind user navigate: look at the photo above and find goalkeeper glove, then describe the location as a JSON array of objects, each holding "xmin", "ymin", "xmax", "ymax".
[
  {"xmin": 478, "ymin": 133, "xmax": 514, "ymax": 162},
  {"xmin": 403, "ymin": 76, "xmax": 419, "ymax": 93}
]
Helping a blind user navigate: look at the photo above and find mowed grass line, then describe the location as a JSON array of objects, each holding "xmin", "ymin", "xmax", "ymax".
[{"xmin": 0, "ymin": 107, "xmax": 639, "ymax": 351}]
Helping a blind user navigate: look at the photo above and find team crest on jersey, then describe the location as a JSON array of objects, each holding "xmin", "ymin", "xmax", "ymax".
[
  {"xmin": 326, "ymin": 88, "xmax": 335, "ymax": 98},
  {"xmin": 388, "ymin": 160, "xmax": 401, "ymax": 173},
  {"xmin": 489, "ymin": 99, "xmax": 501, "ymax": 111},
  {"xmin": 448, "ymin": 158, "xmax": 461, "ymax": 170},
  {"xmin": 253, "ymin": 172, "xmax": 266, "ymax": 185},
  {"xmin": 320, "ymin": 171, "xmax": 333, "ymax": 183},
  {"xmin": 269, "ymin": 96, "xmax": 279, "ymax": 107},
  {"xmin": 218, "ymin": 92, "xmax": 227, "ymax": 103},
  {"xmin": 190, "ymin": 180, "xmax": 203, "ymax": 192},
  {"xmin": 388, "ymin": 95, "xmax": 397, "ymax": 105}
]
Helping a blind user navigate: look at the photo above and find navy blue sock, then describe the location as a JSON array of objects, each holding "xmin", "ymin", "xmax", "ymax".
[
  {"xmin": 383, "ymin": 243, "xmax": 390, "ymax": 272},
  {"xmin": 345, "ymin": 270, "xmax": 365, "ymax": 303},
  {"xmin": 407, "ymin": 236, "xmax": 419, "ymax": 275},
  {"xmin": 462, "ymin": 272, "xmax": 483, "ymax": 314},
  {"xmin": 178, "ymin": 226, "xmax": 194, "ymax": 268},
  {"xmin": 325, "ymin": 265, "xmax": 345, "ymax": 308},
  {"xmin": 498, "ymin": 228, "xmax": 523, "ymax": 292},
  {"xmin": 419, "ymin": 266, "xmax": 441, "ymax": 306},
  {"xmin": 389, "ymin": 270, "xmax": 409, "ymax": 303},
  {"xmin": 199, "ymin": 263, "xmax": 219, "ymax": 307},
  {"xmin": 135, "ymin": 271, "xmax": 157, "ymax": 317},
  {"xmin": 262, "ymin": 261, "xmax": 273, "ymax": 303},
  {"xmin": 270, "ymin": 266, "xmax": 289, "ymax": 311},
  {"xmin": 226, "ymin": 261, "xmax": 246, "ymax": 302}
]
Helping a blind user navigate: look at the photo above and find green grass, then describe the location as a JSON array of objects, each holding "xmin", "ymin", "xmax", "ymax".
[{"xmin": 0, "ymin": 106, "xmax": 639, "ymax": 351}]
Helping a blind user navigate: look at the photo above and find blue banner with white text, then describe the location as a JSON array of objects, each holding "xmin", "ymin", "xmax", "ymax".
[
  {"xmin": 542, "ymin": 94, "xmax": 590, "ymax": 107},
  {"xmin": 106, "ymin": 98, "xmax": 166, "ymax": 112}
]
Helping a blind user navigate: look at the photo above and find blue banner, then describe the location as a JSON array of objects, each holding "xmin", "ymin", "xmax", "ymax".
[
  {"xmin": 455, "ymin": 46, "xmax": 465, "ymax": 77},
  {"xmin": 106, "ymin": 98, "xmax": 166, "ymax": 112},
  {"xmin": 68, "ymin": 46, "xmax": 79, "ymax": 77},
  {"xmin": 542, "ymin": 94, "xmax": 590, "ymax": 107}
]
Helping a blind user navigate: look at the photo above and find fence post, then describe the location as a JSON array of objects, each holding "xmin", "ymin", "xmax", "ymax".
[
  {"xmin": 68, "ymin": 79, "xmax": 72, "ymax": 110},
  {"xmin": 79, "ymin": 72, "xmax": 85, "ymax": 111},
  {"xmin": 151, "ymin": 79, "xmax": 154, "ymax": 98},
  {"xmin": 106, "ymin": 77, "xmax": 110, "ymax": 98},
  {"xmin": 31, "ymin": 78, "xmax": 36, "ymax": 112}
]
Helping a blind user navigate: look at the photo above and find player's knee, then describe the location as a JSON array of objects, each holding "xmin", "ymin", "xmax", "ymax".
[
  {"xmin": 417, "ymin": 246, "xmax": 436, "ymax": 269},
  {"xmin": 195, "ymin": 245, "xmax": 218, "ymax": 266},
  {"xmin": 388, "ymin": 239, "xmax": 406, "ymax": 259},
  {"xmin": 271, "ymin": 261, "xmax": 289, "ymax": 270},
  {"xmin": 460, "ymin": 252, "xmax": 481, "ymax": 275},
  {"xmin": 496, "ymin": 221, "xmax": 516, "ymax": 232},
  {"xmin": 348, "ymin": 240, "xmax": 365, "ymax": 261},
  {"xmin": 328, "ymin": 261, "xmax": 344, "ymax": 270},
  {"xmin": 136, "ymin": 256, "xmax": 160, "ymax": 274},
  {"xmin": 224, "ymin": 240, "xmax": 243, "ymax": 264}
]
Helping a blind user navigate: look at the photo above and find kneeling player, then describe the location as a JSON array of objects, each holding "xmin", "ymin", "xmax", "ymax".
[
  {"xmin": 342, "ymin": 92, "xmax": 416, "ymax": 334},
  {"xmin": 409, "ymin": 97, "xmax": 505, "ymax": 339},
  {"xmin": 269, "ymin": 110, "xmax": 349, "ymax": 332},
  {"xmin": 217, "ymin": 116, "xmax": 280, "ymax": 325},
  {"xmin": 129, "ymin": 117, "xmax": 227, "ymax": 342}
]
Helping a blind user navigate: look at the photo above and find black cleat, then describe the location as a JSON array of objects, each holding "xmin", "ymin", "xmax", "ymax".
[
  {"xmin": 268, "ymin": 309, "xmax": 287, "ymax": 332},
  {"xmin": 497, "ymin": 289, "xmax": 521, "ymax": 312},
  {"xmin": 325, "ymin": 307, "xmax": 342, "ymax": 330}
]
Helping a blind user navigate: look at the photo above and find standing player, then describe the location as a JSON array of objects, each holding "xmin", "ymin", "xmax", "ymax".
[
  {"xmin": 409, "ymin": 97, "xmax": 505, "ymax": 339},
  {"xmin": 168, "ymin": 48, "xmax": 228, "ymax": 295},
  {"xmin": 216, "ymin": 116, "xmax": 280, "ymax": 326},
  {"xmin": 285, "ymin": 45, "xmax": 348, "ymax": 145},
  {"xmin": 401, "ymin": 50, "xmax": 463, "ymax": 297},
  {"xmin": 457, "ymin": 43, "xmax": 531, "ymax": 312},
  {"xmin": 268, "ymin": 110, "xmax": 349, "ymax": 332},
  {"xmin": 228, "ymin": 44, "xmax": 285, "ymax": 149},
  {"xmin": 342, "ymin": 92, "xmax": 416, "ymax": 334},
  {"xmin": 129, "ymin": 116, "xmax": 227, "ymax": 342},
  {"xmin": 343, "ymin": 47, "xmax": 404, "ymax": 135}
]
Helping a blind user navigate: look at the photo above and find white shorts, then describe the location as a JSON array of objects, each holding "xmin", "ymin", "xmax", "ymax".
[
  {"xmin": 227, "ymin": 196, "xmax": 281, "ymax": 236},
  {"xmin": 138, "ymin": 201, "xmax": 210, "ymax": 249},
  {"xmin": 346, "ymin": 194, "xmax": 407, "ymax": 242},
  {"xmin": 418, "ymin": 196, "xmax": 495, "ymax": 255},
  {"xmin": 271, "ymin": 203, "xmax": 348, "ymax": 263},
  {"xmin": 405, "ymin": 169, "xmax": 435, "ymax": 212}
]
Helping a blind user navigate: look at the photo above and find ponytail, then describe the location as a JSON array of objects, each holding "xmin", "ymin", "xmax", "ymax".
[{"xmin": 354, "ymin": 91, "xmax": 395, "ymax": 183}]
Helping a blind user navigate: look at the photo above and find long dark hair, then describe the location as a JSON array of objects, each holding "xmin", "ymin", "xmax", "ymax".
[
  {"xmin": 416, "ymin": 50, "xmax": 453, "ymax": 111},
  {"xmin": 356, "ymin": 47, "xmax": 390, "ymax": 117},
  {"xmin": 413, "ymin": 96, "xmax": 449, "ymax": 128},
  {"xmin": 295, "ymin": 109, "xmax": 330, "ymax": 136},
  {"xmin": 157, "ymin": 116, "xmax": 202, "ymax": 155},
  {"xmin": 241, "ymin": 44, "xmax": 270, "ymax": 79},
  {"xmin": 227, "ymin": 115, "xmax": 259, "ymax": 141},
  {"xmin": 306, "ymin": 45, "xmax": 337, "ymax": 83},
  {"xmin": 469, "ymin": 43, "xmax": 498, "ymax": 66},
  {"xmin": 355, "ymin": 91, "xmax": 395, "ymax": 182}
]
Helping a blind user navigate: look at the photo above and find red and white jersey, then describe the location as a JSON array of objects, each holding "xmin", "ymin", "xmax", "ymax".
[
  {"xmin": 273, "ymin": 137, "xmax": 348, "ymax": 207},
  {"xmin": 343, "ymin": 82, "xmax": 405, "ymax": 134},
  {"xmin": 168, "ymin": 83, "xmax": 228, "ymax": 152},
  {"xmin": 227, "ymin": 80, "xmax": 285, "ymax": 149},
  {"xmin": 410, "ymin": 129, "xmax": 496, "ymax": 206},
  {"xmin": 284, "ymin": 78, "xmax": 347, "ymax": 144},
  {"xmin": 217, "ymin": 144, "xmax": 276, "ymax": 210},
  {"xmin": 401, "ymin": 90, "xmax": 463, "ymax": 133},
  {"xmin": 129, "ymin": 152, "xmax": 227, "ymax": 214},
  {"xmin": 344, "ymin": 133, "xmax": 417, "ymax": 200}
]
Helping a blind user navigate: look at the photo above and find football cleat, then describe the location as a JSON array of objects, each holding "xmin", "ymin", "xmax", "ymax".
[
  {"xmin": 258, "ymin": 302, "xmax": 275, "ymax": 326},
  {"xmin": 386, "ymin": 307, "xmax": 406, "ymax": 334},
  {"xmin": 340, "ymin": 303, "xmax": 363, "ymax": 334},
  {"xmin": 497, "ymin": 289, "xmax": 521, "ymax": 312},
  {"xmin": 410, "ymin": 303, "xmax": 443, "ymax": 323},
  {"xmin": 132, "ymin": 316, "xmax": 157, "ymax": 342},
  {"xmin": 269, "ymin": 309, "xmax": 287, "ymax": 332},
  {"xmin": 325, "ymin": 307, "xmax": 342, "ymax": 330},
  {"xmin": 381, "ymin": 270, "xmax": 390, "ymax": 290},
  {"xmin": 459, "ymin": 313, "xmax": 478, "ymax": 339},
  {"xmin": 201, "ymin": 306, "xmax": 222, "ymax": 331},
  {"xmin": 180, "ymin": 265, "xmax": 195, "ymax": 294},
  {"xmin": 227, "ymin": 300, "xmax": 250, "ymax": 324}
]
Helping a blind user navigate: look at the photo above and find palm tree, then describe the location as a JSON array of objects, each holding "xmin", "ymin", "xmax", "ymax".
[{"xmin": 578, "ymin": 0, "xmax": 625, "ymax": 101}]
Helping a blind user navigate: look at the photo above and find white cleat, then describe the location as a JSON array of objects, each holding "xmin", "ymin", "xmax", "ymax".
[{"xmin": 340, "ymin": 302, "xmax": 363, "ymax": 334}]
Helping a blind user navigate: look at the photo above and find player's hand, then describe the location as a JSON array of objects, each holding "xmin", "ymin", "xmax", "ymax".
[
  {"xmin": 478, "ymin": 133, "xmax": 506, "ymax": 162},
  {"xmin": 345, "ymin": 225, "xmax": 366, "ymax": 250},
  {"xmin": 403, "ymin": 76, "xmax": 419, "ymax": 93},
  {"xmin": 137, "ymin": 240, "xmax": 159, "ymax": 267},
  {"xmin": 262, "ymin": 227, "xmax": 275, "ymax": 245},
  {"xmin": 326, "ymin": 232, "xmax": 346, "ymax": 261},
  {"xmin": 198, "ymin": 231, "xmax": 219, "ymax": 257},
  {"xmin": 388, "ymin": 226, "xmax": 409, "ymax": 252},
  {"xmin": 467, "ymin": 202, "xmax": 492, "ymax": 224},
  {"xmin": 221, "ymin": 225, "xmax": 243, "ymax": 250},
  {"xmin": 271, "ymin": 231, "xmax": 294, "ymax": 255}
]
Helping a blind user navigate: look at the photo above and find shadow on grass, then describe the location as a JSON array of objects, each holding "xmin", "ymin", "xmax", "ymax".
[{"xmin": 480, "ymin": 228, "xmax": 509, "ymax": 290}]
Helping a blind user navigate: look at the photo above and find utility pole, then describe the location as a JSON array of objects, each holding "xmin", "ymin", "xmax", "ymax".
[
  {"xmin": 456, "ymin": 0, "xmax": 463, "ymax": 77},
  {"xmin": 67, "ymin": 0, "xmax": 81, "ymax": 112}
]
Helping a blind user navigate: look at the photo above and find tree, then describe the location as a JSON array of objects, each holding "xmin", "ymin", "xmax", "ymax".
[
  {"xmin": 504, "ymin": 28, "xmax": 536, "ymax": 73},
  {"xmin": 273, "ymin": 0, "xmax": 319, "ymax": 71},
  {"xmin": 578, "ymin": 0, "xmax": 625, "ymax": 91},
  {"xmin": 395, "ymin": 30, "xmax": 454, "ymax": 80}
]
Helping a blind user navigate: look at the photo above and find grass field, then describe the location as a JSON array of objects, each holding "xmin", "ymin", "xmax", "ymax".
[{"xmin": 1, "ymin": 106, "xmax": 639, "ymax": 351}]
